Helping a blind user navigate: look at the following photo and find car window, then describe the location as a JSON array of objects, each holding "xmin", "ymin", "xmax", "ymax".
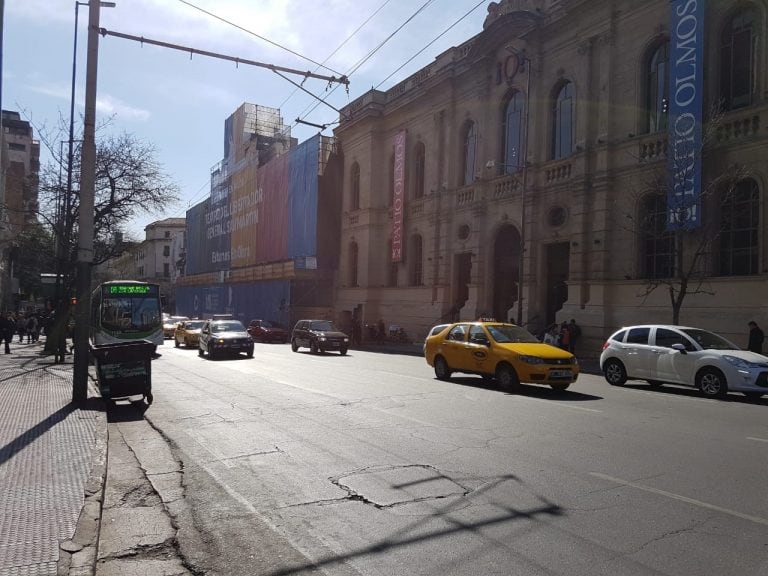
[
  {"xmin": 610, "ymin": 330, "xmax": 627, "ymax": 342},
  {"xmin": 655, "ymin": 328, "xmax": 687, "ymax": 348},
  {"xmin": 626, "ymin": 327, "xmax": 650, "ymax": 344},
  {"xmin": 680, "ymin": 328, "xmax": 739, "ymax": 350},
  {"xmin": 212, "ymin": 321, "xmax": 245, "ymax": 332},
  {"xmin": 429, "ymin": 324, "xmax": 449, "ymax": 337},
  {"xmin": 486, "ymin": 324, "xmax": 538, "ymax": 343},
  {"xmin": 310, "ymin": 320, "xmax": 335, "ymax": 331},
  {"xmin": 469, "ymin": 325, "xmax": 488, "ymax": 342},
  {"xmin": 186, "ymin": 321, "xmax": 204, "ymax": 330},
  {"xmin": 446, "ymin": 325, "xmax": 467, "ymax": 341}
]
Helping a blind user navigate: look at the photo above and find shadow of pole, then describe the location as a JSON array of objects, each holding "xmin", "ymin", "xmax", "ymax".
[{"xmin": 0, "ymin": 403, "xmax": 77, "ymax": 467}]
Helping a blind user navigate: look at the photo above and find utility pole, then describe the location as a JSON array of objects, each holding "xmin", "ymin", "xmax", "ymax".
[{"xmin": 72, "ymin": 0, "xmax": 103, "ymax": 403}]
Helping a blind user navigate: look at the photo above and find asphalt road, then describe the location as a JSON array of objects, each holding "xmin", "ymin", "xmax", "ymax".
[{"xmin": 110, "ymin": 341, "xmax": 768, "ymax": 576}]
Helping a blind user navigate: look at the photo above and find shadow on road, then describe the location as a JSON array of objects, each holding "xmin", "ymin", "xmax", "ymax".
[
  {"xmin": 442, "ymin": 376, "xmax": 603, "ymax": 402},
  {"xmin": 620, "ymin": 381, "xmax": 767, "ymax": 405}
]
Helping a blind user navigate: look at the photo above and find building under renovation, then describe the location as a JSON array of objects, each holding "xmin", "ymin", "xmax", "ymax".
[{"xmin": 175, "ymin": 103, "xmax": 343, "ymax": 327}]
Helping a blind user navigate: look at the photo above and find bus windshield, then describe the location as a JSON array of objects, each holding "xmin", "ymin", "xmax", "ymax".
[{"xmin": 102, "ymin": 296, "xmax": 161, "ymax": 332}]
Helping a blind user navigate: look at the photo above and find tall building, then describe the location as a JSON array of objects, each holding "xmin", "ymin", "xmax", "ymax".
[
  {"xmin": 0, "ymin": 110, "xmax": 40, "ymax": 308},
  {"xmin": 333, "ymin": 0, "xmax": 767, "ymax": 347}
]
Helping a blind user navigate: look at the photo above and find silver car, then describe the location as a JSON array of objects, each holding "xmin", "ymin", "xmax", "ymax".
[{"xmin": 600, "ymin": 325, "xmax": 768, "ymax": 399}]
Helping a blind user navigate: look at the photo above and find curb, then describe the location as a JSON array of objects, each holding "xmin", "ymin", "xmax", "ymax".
[{"xmin": 57, "ymin": 378, "xmax": 108, "ymax": 576}]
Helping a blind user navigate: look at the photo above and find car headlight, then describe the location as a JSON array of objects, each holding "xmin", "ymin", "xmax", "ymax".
[
  {"xmin": 570, "ymin": 356, "xmax": 578, "ymax": 365},
  {"xmin": 723, "ymin": 355, "xmax": 764, "ymax": 369},
  {"xmin": 519, "ymin": 355, "xmax": 545, "ymax": 364},
  {"xmin": 217, "ymin": 338, "xmax": 225, "ymax": 344},
  {"xmin": 343, "ymin": 337, "xmax": 349, "ymax": 342},
  {"xmin": 319, "ymin": 336, "xmax": 327, "ymax": 341}
]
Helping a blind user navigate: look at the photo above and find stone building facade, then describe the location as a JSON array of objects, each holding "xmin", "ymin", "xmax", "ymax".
[{"xmin": 333, "ymin": 0, "xmax": 768, "ymax": 349}]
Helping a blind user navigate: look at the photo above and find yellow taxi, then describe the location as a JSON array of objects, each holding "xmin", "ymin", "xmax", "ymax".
[
  {"xmin": 424, "ymin": 321, "xmax": 579, "ymax": 392},
  {"xmin": 173, "ymin": 319, "xmax": 205, "ymax": 348}
]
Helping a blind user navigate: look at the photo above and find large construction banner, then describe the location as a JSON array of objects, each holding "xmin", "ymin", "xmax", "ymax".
[{"xmin": 668, "ymin": 0, "xmax": 704, "ymax": 231}]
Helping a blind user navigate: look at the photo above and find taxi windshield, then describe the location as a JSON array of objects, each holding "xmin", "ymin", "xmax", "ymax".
[{"xmin": 486, "ymin": 324, "xmax": 539, "ymax": 344}]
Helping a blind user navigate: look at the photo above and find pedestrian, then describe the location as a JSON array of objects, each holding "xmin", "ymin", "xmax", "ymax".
[
  {"xmin": 747, "ymin": 320, "xmax": 764, "ymax": 354},
  {"xmin": 567, "ymin": 318, "xmax": 581, "ymax": 355},
  {"xmin": 543, "ymin": 324, "xmax": 558, "ymax": 345},
  {"xmin": 25, "ymin": 315, "xmax": 37, "ymax": 343},
  {"xmin": 0, "ymin": 313, "xmax": 15, "ymax": 353},
  {"xmin": 16, "ymin": 314, "xmax": 26, "ymax": 343},
  {"xmin": 377, "ymin": 319, "xmax": 386, "ymax": 343},
  {"xmin": 558, "ymin": 322, "xmax": 571, "ymax": 351}
]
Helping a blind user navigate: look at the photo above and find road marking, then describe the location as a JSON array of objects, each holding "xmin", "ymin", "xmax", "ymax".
[
  {"xmin": 521, "ymin": 396, "xmax": 602, "ymax": 413},
  {"xmin": 589, "ymin": 472, "xmax": 768, "ymax": 527},
  {"xmin": 747, "ymin": 436, "xmax": 768, "ymax": 444}
]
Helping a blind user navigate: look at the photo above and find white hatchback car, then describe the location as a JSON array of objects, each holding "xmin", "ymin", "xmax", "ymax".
[{"xmin": 600, "ymin": 325, "xmax": 768, "ymax": 399}]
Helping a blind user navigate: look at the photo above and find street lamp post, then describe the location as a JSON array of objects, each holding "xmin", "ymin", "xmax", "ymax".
[
  {"xmin": 72, "ymin": 0, "xmax": 115, "ymax": 403},
  {"xmin": 485, "ymin": 50, "xmax": 532, "ymax": 326}
]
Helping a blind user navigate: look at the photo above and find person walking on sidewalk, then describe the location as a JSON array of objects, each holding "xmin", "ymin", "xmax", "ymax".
[
  {"xmin": 1, "ymin": 313, "xmax": 15, "ymax": 353},
  {"xmin": 15, "ymin": 314, "xmax": 26, "ymax": 343},
  {"xmin": 25, "ymin": 314, "xmax": 38, "ymax": 343},
  {"xmin": 747, "ymin": 321, "xmax": 764, "ymax": 354}
]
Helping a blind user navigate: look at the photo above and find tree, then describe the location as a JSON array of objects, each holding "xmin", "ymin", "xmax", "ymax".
[
  {"xmin": 34, "ymin": 124, "xmax": 180, "ymax": 355},
  {"xmin": 622, "ymin": 110, "xmax": 750, "ymax": 325}
]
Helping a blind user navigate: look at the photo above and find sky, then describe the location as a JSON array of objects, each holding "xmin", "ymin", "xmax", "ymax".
[{"xmin": 4, "ymin": 0, "xmax": 489, "ymax": 239}]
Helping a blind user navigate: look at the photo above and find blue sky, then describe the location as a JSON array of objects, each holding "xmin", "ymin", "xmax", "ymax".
[{"xmin": 4, "ymin": 0, "xmax": 488, "ymax": 238}]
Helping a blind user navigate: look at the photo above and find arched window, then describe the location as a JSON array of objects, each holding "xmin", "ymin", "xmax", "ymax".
[
  {"xmin": 645, "ymin": 42, "xmax": 669, "ymax": 133},
  {"xmin": 350, "ymin": 162, "xmax": 360, "ymax": 210},
  {"xmin": 551, "ymin": 82, "xmax": 574, "ymax": 160},
  {"xmin": 413, "ymin": 142, "xmax": 426, "ymax": 199},
  {"xmin": 719, "ymin": 179, "xmax": 759, "ymax": 275},
  {"xmin": 640, "ymin": 194, "xmax": 674, "ymax": 279},
  {"xmin": 409, "ymin": 234, "xmax": 423, "ymax": 286},
  {"xmin": 502, "ymin": 91, "xmax": 525, "ymax": 173},
  {"xmin": 461, "ymin": 121, "xmax": 477, "ymax": 186},
  {"xmin": 349, "ymin": 242, "xmax": 359, "ymax": 287},
  {"xmin": 720, "ymin": 9, "xmax": 755, "ymax": 110}
]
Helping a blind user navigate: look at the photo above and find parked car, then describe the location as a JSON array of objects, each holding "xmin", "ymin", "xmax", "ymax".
[
  {"xmin": 247, "ymin": 319, "xmax": 288, "ymax": 343},
  {"xmin": 291, "ymin": 320, "xmax": 349, "ymax": 355},
  {"xmin": 162, "ymin": 315, "xmax": 189, "ymax": 339},
  {"xmin": 424, "ymin": 320, "xmax": 579, "ymax": 392},
  {"xmin": 174, "ymin": 319, "xmax": 205, "ymax": 348},
  {"xmin": 600, "ymin": 324, "xmax": 768, "ymax": 399},
  {"xmin": 198, "ymin": 319, "xmax": 254, "ymax": 359}
]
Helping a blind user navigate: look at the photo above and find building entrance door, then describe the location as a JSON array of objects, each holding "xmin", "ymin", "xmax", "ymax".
[
  {"xmin": 545, "ymin": 242, "xmax": 570, "ymax": 326},
  {"xmin": 492, "ymin": 225, "xmax": 521, "ymax": 322}
]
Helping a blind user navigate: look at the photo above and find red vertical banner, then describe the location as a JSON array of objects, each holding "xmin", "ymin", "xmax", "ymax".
[{"xmin": 391, "ymin": 130, "xmax": 406, "ymax": 263}]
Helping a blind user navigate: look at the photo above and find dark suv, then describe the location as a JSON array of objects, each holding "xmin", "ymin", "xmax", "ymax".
[{"xmin": 291, "ymin": 320, "xmax": 349, "ymax": 355}]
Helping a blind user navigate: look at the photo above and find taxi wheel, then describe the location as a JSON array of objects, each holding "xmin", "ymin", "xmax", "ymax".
[
  {"xmin": 434, "ymin": 356, "xmax": 452, "ymax": 381},
  {"xmin": 550, "ymin": 383, "xmax": 570, "ymax": 393},
  {"xmin": 496, "ymin": 364, "xmax": 520, "ymax": 392}
]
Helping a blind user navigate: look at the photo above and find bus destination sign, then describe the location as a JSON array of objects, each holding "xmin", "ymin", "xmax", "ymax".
[{"xmin": 108, "ymin": 285, "xmax": 157, "ymax": 295}]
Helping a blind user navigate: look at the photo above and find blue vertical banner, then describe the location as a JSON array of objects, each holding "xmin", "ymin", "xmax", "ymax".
[{"xmin": 668, "ymin": 0, "xmax": 705, "ymax": 230}]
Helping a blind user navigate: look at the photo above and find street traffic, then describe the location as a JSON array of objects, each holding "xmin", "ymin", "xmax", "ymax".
[{"xmin": 118, "ymin": 342, "xmax": 768, "ymax": 576}]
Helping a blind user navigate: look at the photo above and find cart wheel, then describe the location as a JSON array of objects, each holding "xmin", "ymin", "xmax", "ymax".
[{"xmin": 145, "ymin": 393, "xmax": 153, "ymax": 406}]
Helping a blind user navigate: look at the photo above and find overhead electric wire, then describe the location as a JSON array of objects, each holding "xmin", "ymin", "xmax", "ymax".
[
  {"xmin": 278, "ymin": 0, "xmax": 394, "ymax": 110},
  {"xmin": 294, "ymin": 0, "xmax": 438, "ymax": 127},
  {"xmin": 177, "ymin": 0, "xmax": 344, "ymax": 77},
  {"xmin": 375, "ymin": 0, "xmax": 486, "ymax": 89}
]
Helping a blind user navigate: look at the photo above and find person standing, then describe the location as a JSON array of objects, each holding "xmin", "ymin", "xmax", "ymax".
[
  {"xmin": 558, "ymin": 322, "xmax": 571, "ymax": 351},
  {"xmin": 567, "ymin": 319, "xmax": 582, "ymax": 355},
  {"xmin": 747, "ymin": 321, "xmax": 764, "ymax": 354},
  {"xmin": 0, "ymin": 313, "xmax": 15, "ymax": 354}
]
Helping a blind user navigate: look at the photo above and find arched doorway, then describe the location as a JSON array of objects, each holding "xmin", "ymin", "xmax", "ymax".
[{"xmin": 493, "ymin": 225, "xmax": 521, "ymax": 322}]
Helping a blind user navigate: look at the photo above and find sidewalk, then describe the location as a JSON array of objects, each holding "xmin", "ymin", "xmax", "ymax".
[{"xmin": 0, "ymin": 341, "xmax": 107, "ymax": 576}]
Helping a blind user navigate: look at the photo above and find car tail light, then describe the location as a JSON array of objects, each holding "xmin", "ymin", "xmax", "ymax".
[{"xmin": 601, "ymin": 340, "xmax": 610, "ymax": 350}]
